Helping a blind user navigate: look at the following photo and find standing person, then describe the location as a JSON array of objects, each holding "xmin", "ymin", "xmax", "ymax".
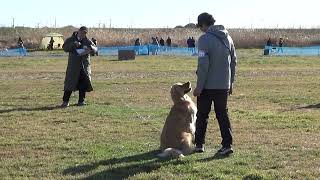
[
  {"xmin": 61, "ymin": 26, "xmax": 97, "ymax": 107},
  {"xmin": 187, "ymin": 37, "xmax": 192, "ymax": 51},
  {"xmin": 264, "ymin": 37, "xmax": 272, "ymax": 55},
  {"xmin": 134, "ymin": 38, "xmax": 141, "ymax": 46},
  {"xmin": 191, "ymin": 37, "xmax": 196, "ymax": 54},
  {"xmin": 159, "ymin": 37, "xmax": 165, "ymax": 51},
  {"xmin": 134, "ymin": 38, "xmax": 141, "ymax": 55},
  {"xmin": 48, "ymin": 37, "xmax": 55, "ymax": 50},
  {"xmin": 193, "ymin": 12, "xmax": 237, "ymax": 155},
  {"xmin": 155, "ymin": 37, "xmax": 160, "ymax": 54},
  {"xmin": 17, "ymin": 37, "xmax": 26, "ymax": 56},
  {"xmin": 278, "ymin": 37, "xmax": 284, "ymax": 53},
  {"xmin": 266, "ymin": 37, "xmax": 272, "ymax": 46},
  {"xmin": 166, "ymin": 36, "xmax": 172, "ymax": 51},
  {"xmin": 151, "ymin": 37, "xmax": 159, "ymax": 55},
  {"xmin": 91, "ymin": 37, "xmax": 98, "ymax": 56}
]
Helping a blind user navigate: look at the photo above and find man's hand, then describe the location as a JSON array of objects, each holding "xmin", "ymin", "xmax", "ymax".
[
  {"xmin": 229, "ymin": 83, "xmax": 233, "ymax": 95},
  {"xmin": 74, "ymin": 41, "xmax": 81, "ymax": 47},
  {"xmin": 193, "ymin": 87, "xmax": 202, "ymax": 97},
  {"xmin": 84, "ymin": 48, "xmax": 92, "ymax": 54},
  {"xmin": 78, "ymin": 48, "xmax": 92, "ymax": 56}
]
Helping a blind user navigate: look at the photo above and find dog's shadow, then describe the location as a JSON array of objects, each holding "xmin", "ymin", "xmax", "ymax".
[{"xmin": 63, "ymin": 150, "xmax": 183, "ymax": 179}]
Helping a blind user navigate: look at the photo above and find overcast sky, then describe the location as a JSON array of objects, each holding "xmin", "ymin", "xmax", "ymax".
[{"xmin": 1, "ymin": 0, "xmax": 319, "ymax": 28}]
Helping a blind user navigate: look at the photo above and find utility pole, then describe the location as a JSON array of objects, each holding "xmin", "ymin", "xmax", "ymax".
[
  {"xmin": 109, "ymin": 18, "xmax": 112, "ymax": 28},
  {"xmin": 54, "ymin": 17, "xmax": 57, "ymax": 28},
  {"xmin": 12, "ymin": 17, "xmax": 15, "ymax": 28}
]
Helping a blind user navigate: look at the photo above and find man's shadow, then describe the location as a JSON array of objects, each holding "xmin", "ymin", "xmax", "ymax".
[
  {"xmin": 298, "ymin": 103, "xmax": 320, "ymax": 109},
  {"xmin": 0, "ymin": 102, "xmax": 112, "ymax": 114},
  {"xmin": 0, "ymin": 105, "xmax": 62, "ymax": 114},
  {"xmin": 63, "ymin": 150, "xmax": 183, "ymax": 179},
  {"xmin": 198, "ymin": 152, "xmax": 233, "ymax": 162}
]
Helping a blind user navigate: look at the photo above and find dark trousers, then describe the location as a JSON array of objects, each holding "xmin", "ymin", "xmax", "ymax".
[
  {"xmin": 62, "ymin": 69, "xmax": 87, "ymax": 103},
  {"xmin": 195, "ymin": 89, "xmax": 233, "ymax": 147},
  {"xmin": 63, "ymin": 90, "xmax": 86, "ymax": 103}
]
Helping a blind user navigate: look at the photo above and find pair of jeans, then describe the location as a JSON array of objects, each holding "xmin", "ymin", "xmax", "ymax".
[{"xmin": 195, "ymin": 89, "xmax": 233, "ymax": 147}]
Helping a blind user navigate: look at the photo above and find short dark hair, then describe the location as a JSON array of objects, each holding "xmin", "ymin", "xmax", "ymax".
[
  {"xmin": 79, "ymin": 26, "xmax": 88, "ymax": 33},
  {"xmin": 197, "ymin": 12, "xmax": 215, "ymax": 27}
]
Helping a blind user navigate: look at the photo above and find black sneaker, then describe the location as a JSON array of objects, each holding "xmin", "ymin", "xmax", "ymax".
[
  {"xmin": 77, "ymin": 101, "xmax": 87, "ymax": 106},
  {"xmin": 217, "ymin": 146, "xmax": 233, "ymax": 155},
  {"xmin": 60, "ymin": 101, "xmax": 69, "ymax": 108},
  {"xmin": 194, "ymin": 145, "xmax": 205, "ymax": 153}
]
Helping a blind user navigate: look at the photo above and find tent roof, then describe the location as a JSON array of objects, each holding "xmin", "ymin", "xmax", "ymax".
[{"xmin": 44, "ymin": 33, "xmax": 64, "ymax": 37}]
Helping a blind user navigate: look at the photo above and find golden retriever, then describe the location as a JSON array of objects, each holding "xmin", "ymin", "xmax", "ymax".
[{"xmin": 158, "ymin": 82, "xmax": 197, "ymax": 158}]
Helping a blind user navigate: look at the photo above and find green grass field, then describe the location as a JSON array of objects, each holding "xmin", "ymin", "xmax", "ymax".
[{"xmin": 1, "ymin": 50, "xmax": 320, "ymax": 179}]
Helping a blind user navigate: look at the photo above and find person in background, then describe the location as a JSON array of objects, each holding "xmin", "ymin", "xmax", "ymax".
[
  {"xmin": 193, "ymin": 12, "xmax": 237, "ymax": 156},
  {"xmin": 48, "ymin": 37, "xmax": 55, "ymax": 51},
  {"xmin": 91, "ymin": 37, "xmax": 98, "ymax": 56},
  {"xmin": 150, "ymin": 37, "xmax": 159, "ymax": 55},
  {"xmin": 17, "ymin": 37, "xmax": 26, "ymax": 56},
  {"xmin": 166, "ymin": 37, "xmax": 172, "ymax": 51},
  {"xmin": 278, "ymin": 37, "xmax": 284, "ymax": 53},
  {"xmin": 61, "ymin": 26, "xmax": 97, "ymax": 107},
  {"xmin": 264, "ymin": 37, "xmax": 272, "ymax": 55},
  {"xmin": 191, "ymin": 37, "xmax": 196, "ymax": 54},
  {"xmin": 159, "ymin": 37, "xmax": 165, "ymax": 51},
  {"xmin": 134, "ymin": 38, "xmax": 141, "ymax": 55},
  {"xmin": 266, "ymin": 37, "xmax": 272, "ymax": 46},
  {"xmin": 155, "ymin": 37, "xmax": 160, "ymax": 54},
  {"xmin": 187, "ymin": 37, "xmax": 192, "ymax": 51}
]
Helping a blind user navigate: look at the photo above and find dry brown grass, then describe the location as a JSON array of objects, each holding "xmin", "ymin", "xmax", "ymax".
[{"xmin": 0, "ymin": 26, "xmax": 320, "ymax": 49}]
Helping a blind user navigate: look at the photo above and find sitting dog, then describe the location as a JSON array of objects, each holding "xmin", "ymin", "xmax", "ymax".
[{"xmin": 158, "ymin": 82, "xmax": 197, "ymax": 158}]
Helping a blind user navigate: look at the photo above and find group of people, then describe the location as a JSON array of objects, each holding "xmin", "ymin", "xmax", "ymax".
[
  {"xmin": 187, "ymin": 37, "xmax": 196, "ymax": 53},
  {"xmin": 134, "ymin": 37, "xmax": 172, "ymax": 55},
  {"xmin": 265, "ymin": 37, "xmax": 284, "ymax": 54},
  {"xmin": 60, "ymin": 12, "xmax": 237, "ymax": 156}
]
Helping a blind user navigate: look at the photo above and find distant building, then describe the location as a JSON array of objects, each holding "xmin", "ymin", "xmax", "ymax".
[{"xmin": 39, "ymin": 33, "xmax": 64, "ymax": 50}]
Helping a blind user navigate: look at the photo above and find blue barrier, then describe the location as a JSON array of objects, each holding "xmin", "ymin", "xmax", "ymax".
[
  {"xmin": 98, "ymin": 45, "xmax": 198, "ymax": 56},
  {"xmin": 0, "ymin": 45, "xmax": 197, "ymax": 57},
  {"xmin": 0, "ymin": 48, "xmax": 28, "ymax": 57},
  {"xmin": 264, "ymin": 46, "xmax": 320, "ymax": 56}
]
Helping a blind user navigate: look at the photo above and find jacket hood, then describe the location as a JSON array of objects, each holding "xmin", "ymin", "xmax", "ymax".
[{"xmin": 207, "ymin": 25, "xmax": 229, "ymax": 39}]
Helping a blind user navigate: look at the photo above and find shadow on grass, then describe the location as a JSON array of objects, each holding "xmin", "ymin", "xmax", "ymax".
[
  {"xmin": 0, "ymin": 105, "xmax": 62, "ymax": 114},
  {"xmin": 198, "ymin": 152, "xmax": 233, "ymax": 162},
  {"xmin": 299, "ymin": 103, "xmax": 320, "ymax": 109},
  {"xmin": 0, "ymin": 102, "xmax": 112, "ymax": 114},
  {"xmin": 63, "ymin": 150, "xmax": 183, "ymax": 179}
]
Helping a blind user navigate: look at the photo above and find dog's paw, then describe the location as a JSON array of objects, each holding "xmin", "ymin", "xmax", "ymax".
[{"xmin": 178, "ymin": 154, "xmax": 185, "ymax": 158}]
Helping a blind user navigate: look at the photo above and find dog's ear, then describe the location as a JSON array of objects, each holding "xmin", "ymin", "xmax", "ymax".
[
  {"xmin": 182, "ymin": 82, "xmax": 192, "ymax": 93},
  {"xmin": 182, "ymin": 82, "xmax": 190, "ymax": 88}
]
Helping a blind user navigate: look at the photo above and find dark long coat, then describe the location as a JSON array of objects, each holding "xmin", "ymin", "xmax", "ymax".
[{"xmin": 62, "ymin": 32, "xmax": 97, "ymax": 92}]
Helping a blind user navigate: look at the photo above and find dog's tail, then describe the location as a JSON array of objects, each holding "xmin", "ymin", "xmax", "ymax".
[{"xmin": 157, "ymin": 148, "xmax": 185, "ymax": 158}]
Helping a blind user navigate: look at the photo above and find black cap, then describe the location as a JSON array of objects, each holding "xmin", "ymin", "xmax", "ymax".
[
  {"xmin": 197, "ymin": 12, "xmax": 215, "ymax": 27},
  {"xmin": 79, "ymin": 26, "xmax": 88, "ymax": 33}
]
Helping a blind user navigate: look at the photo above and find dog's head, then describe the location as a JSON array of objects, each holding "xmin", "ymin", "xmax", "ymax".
[{"xmin": 170, "ymin": 82, "xmax": 192, "ymax": 102}]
